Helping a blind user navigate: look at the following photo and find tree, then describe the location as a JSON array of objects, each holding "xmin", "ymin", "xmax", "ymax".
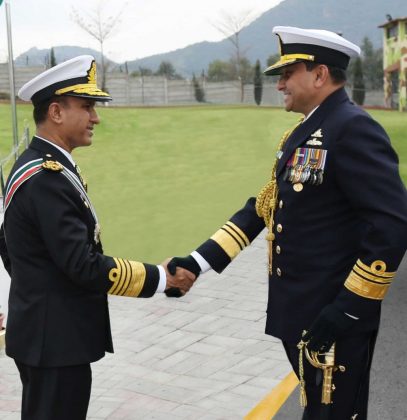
[
  {"xmin": 192, "ymin": 74, "xmax": 205, "ymax": 103},
  {"xmin": 267, "ymin": 54, "xmax": 280, "ymax": 68},
  {"xmin": 360, "ymin": 37, "xmax": 383, "ymax": 90},
  {"xmin": 348, "ymin": 37, "xmax": 383, "ymax": 91},
  {"xmin": 207, "ymin": 58, "xmax": 253, "ymax": 82},
  {"xmin": 352, "ymin": 57, "xmax": 365, "ymax": 106},
  {"xmin": 229, "ymin": 57, "xmax": 254, "ymax": 83},
  {"xmin": 71, "ymin": 1, "xmax": 124, "ymax": 91},
  {"xmin": 131, "ymin": 67, "xmax": 153, "ymax": 77},
  {"xmin": 50, "ymin": 47, "xmax": 57, "ymax": 68},
  {"xmin": 254, "ymin": 59, "xmax": 263, "ymax": 106},
  {"xmin": 155, "ymin": 61, "xmax": 182, "ymax": 80},
  {"xmin": 207, "ymin": 60, "xmax": 233, "ymax": 82},
  {"xmin": 212, "ymin": 10, "xmax": 255, "ymax": 102}
]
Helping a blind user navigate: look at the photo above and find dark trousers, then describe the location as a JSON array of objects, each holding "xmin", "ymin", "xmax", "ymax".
[
  {"xmin": 283, "ymin": 331, "xmax": 377, "ymax": 420},
  {"xmin": 15, "ymin": 361, "xmax": 92, "ymax": 420}
]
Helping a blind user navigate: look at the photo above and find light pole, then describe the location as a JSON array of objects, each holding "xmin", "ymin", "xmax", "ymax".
[{"xmin": 5, "ymin": 0, "xmax": 19, "ymax": 159}]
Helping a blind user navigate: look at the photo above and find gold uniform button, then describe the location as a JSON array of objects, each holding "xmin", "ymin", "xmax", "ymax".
[
  {"xmin": 277, "ymin": 224, "xmax": 283, "ymax": 233},
  {"xmin": 277, "ymin": 268, "xmax": 282, "ymax": 276},
  {"xmin": 293, "ymin": 183, "xmax": 304, "ymax": 192},
  {"xmin": 279, "ymin": 200, "xmax": 284, "ymax": 209},
  {"xmin": 276, "ymin": 246, "xmax": 281, "ymax": 254}
]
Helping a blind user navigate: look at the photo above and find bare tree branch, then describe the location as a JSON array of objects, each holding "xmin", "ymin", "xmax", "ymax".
[
  {"xmin": 212, "ymin": 9, "xmax": 256, "ymax": 102},
  {"xmin": 71, "ymin": 0, "xmax": 126, "ymax": 90}
]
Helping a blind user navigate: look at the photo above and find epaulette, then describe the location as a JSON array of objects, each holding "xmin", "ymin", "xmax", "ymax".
[{"xmin": 42, "ymin": 160, "xmax": 64, "ymax": 172}]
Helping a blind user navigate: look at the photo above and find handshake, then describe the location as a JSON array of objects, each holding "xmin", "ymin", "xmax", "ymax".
[{"xmin": 161, "ymin": 256, "xmax": 201, "ymax": 298}]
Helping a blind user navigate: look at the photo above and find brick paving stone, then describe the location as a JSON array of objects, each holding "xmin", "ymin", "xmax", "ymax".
[
  {"xmin": 185, "ymin": 342, "xmax": 226, "ymax": 356},
  {"xmin": 186, "ymin": 353, "xmax": 248, "ymax": 378},
  {"xmin": 158, "ymin": 329, "xmax": 206, "ymax": 350},
  {"xmin": 170, "ymin": 404, "xmax": 210, "ymax": 418},
  {"xmin": 200, "ymin": 335, "xmax": 244, "ymax": 349},
  {"xmin": 164, "ymin": 354, "xmax": 210, "ymax": 375}
]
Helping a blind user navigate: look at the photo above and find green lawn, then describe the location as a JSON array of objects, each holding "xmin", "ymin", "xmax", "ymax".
[{"xmin": 0, "ymin": 104, "xmax": 406, "ymax": 263}]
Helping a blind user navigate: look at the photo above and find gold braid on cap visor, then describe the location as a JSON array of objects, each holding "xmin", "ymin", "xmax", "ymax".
[
  {"xmin": 55, "ymin": 83, "xmax": 110, "ymax": 97},
  {"xmin": 279, "ymin": 53, "xmax": 315, "ymax": 63}
]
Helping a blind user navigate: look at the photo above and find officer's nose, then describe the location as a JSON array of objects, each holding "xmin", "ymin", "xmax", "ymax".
[
  {"xmin": 91, "ymin": 110, "xmax": 100, "ymax": 125},
  {"xmin": 277, "ymin": 77, "xmax": 285, "ymax": 91}
]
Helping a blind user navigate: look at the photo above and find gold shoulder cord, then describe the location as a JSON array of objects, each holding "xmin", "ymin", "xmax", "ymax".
[{"xmin": 255, "ymin": 118, "xmax": 303, "ymax": 274}]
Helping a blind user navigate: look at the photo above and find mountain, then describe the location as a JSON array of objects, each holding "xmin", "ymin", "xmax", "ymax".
[
  {"xmin": 15, "ymin": 0, "xmax": 407, "ymax": 76},
  {"xmin": 14, "ymin": 46, "xmax": 114, "ymax": 67},
  {"xmin": 123, "ymin": 0, "xmax": 407, "ymax": 76}
]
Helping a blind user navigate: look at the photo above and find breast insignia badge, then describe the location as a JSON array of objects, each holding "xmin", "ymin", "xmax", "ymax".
[
  {"xmin": 306, "ymin": 138, "xmax": 323, "ymax": 146},
  {"xmin": 306, "ymin": 129, "xmax": 323, "ymax": 146}
]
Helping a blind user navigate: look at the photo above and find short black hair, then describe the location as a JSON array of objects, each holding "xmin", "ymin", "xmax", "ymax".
[
  {"xmin": 304, "ymin": 61, "xmax": 347, "ymax": 84},
  {"xmin": 33, "ymin": 96, "xmax": 68, "ymax": 125}
]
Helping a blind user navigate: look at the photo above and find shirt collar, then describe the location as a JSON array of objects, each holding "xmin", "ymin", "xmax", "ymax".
[
  {"xmin": 303, "ymin": 106, "xmax": 319, "ymax": 122},
  {"xmin": 35, "ymin": 135, "xmax": 76, "ymax": 167}
]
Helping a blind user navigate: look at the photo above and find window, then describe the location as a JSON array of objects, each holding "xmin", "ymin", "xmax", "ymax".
[{"xmin": 387, "ymin": 24, "xmax": 398, "ymax": 39}]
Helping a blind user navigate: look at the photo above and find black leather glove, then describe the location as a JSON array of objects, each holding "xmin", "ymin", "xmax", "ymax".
[
  {"xmin": 303, "ymin": 304, "xmax": 357, "ymax": 353},
  {"xmin": 167, "ymin": 256, "xmax": 201, "ymax": 277},
  {"xmin": 165, "ymin": 255, "xmax": 201, "ymax": 298}
]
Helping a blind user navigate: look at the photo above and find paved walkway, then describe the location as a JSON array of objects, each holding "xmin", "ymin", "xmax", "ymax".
[{"xmin": 0, "ymin": 228, "xmax": 292, "ymax": 419}]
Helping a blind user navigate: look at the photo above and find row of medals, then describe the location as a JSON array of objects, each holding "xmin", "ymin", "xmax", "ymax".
[{"xmin": 283, "ymin": 165, "xmax": 324, "ymax": 192}]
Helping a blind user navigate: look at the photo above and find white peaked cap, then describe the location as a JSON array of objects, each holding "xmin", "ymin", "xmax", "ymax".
[
  {"xmin": 264, "ymin": 26, "xmax": 361, "ymax": 75},
  {"xmin": 18, "ymin": 55, "xmax": 112, "ymax": 104}
]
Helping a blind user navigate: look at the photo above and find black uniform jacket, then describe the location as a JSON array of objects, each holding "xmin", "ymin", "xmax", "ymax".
[
  {"xmin": 195, "ymin": 88, "xmax": 407, "ymax": 342},
  {"xmin": 0, "ymin": 137, "xmax": 159, "ymax": 367}
]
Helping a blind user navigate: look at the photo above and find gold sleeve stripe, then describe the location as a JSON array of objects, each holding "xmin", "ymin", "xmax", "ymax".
[
  {"xmin": 356, "ymin": 259, "xmax": 395, "ymax": 278},
  {"xmin": 344, "ymin": 259, "xmax": 395, "ymax": 300},
  {"xmin": 222, "ymin": 226, "xmax": 244, "ymax": 250},
  {"xmin": 345, "ymin": 272, "xmax": 391, "ymax": 300},
  {"xmin": 225, "ymin": 222, "xmax": 250, "ymax": 247},
  {"xmin": 353, "ymin": 265, "xmax": 392, "ymax": 284},
  {"xmin": 211, "ymin": 229, "xmax": 242, "ymax": 260},
  {"xmin": 124, "ymin": 261, "xmax": 146, "ymax": 297},
  {"xmin": 108, "ymin": 258, "xmax": 147, "ymax": 297},
  {"xmin": 116, "ymin": 259, "xmax": 132, "ymax": 296}
]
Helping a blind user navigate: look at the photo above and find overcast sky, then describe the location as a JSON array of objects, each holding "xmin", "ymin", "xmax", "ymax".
[{"xmin": 0, "ymin": 0, "xmax": 283, "ymax": 63}]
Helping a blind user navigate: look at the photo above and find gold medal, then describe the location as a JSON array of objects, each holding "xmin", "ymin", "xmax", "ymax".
[{"xmin": 293, "ymin": 183, "xmax": 303, "ymax": 192}]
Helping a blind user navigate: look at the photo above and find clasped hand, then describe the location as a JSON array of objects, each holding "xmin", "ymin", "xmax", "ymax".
[{"xmin": 160, "ymin": 255, "xmax": 200, "ymax": 297}]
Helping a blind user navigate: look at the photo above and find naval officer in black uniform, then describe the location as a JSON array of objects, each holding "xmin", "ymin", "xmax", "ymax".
[
  {"xmin": 0, "ymin": 55, "xmax": 195, "ymax": 420},
  {"xmin": 166, "ymin": 27, "xmax": 407, "ymax": 419}
]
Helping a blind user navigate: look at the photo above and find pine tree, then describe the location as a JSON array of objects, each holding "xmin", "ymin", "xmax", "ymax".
[
  {"xmin": 192, "ymin": 74, "xmax": 205, "ymax": 103},
  {"xmin": 50, "ymin": 48, "xmax": 56, "ymax": 67},
  {"xmin": 254, "ymin": 59, "xmax": 263, "ymax": 106}
]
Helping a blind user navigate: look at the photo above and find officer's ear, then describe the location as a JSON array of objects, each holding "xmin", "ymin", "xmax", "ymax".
[
  {"xmin": 314, "ymin": 65, "xmax": 329, "ymax": 87},
  {"xmin": 48, "ymin": 100, "xmax": 66, "ymax": 124}
]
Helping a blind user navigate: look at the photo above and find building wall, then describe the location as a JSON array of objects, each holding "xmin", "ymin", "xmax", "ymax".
[{"xmin": 382, "ymin": 19, "xmax": 407, "ymax": 111}]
